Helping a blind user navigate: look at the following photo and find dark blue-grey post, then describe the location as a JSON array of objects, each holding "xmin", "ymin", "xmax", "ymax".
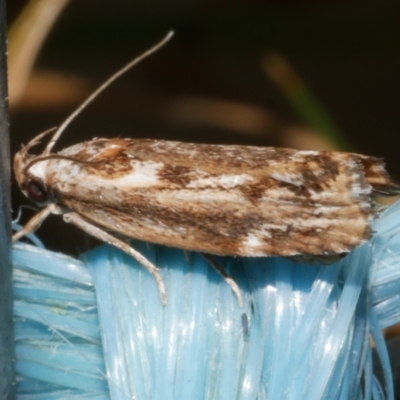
[{"xmin": 0, "ymin": 0, "xmax": 15, "ymax": 398}]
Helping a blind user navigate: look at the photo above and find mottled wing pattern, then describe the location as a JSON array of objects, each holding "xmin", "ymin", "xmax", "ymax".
[{"xmin": 42, "ymin": 138, "xmax": 398, "ymax": 257}]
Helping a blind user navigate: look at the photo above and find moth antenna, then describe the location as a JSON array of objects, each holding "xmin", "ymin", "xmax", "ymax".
[
  {"xmin": 42, "ymin": 30, "xmax": 174, "ymax": 156},
  {"xmin": 23, "ymin": 154, "xmax": 105, "ymax": 175},
  {"xmin": 20, "ymin": 127, "xmax": 58, "ymax": 155}
]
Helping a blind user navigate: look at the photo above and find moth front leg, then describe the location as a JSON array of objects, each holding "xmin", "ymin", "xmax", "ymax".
[
  {"xmin": 63, "ymin": 212, "xmax": 166, "ymax": 305},
  {"xmin": 12, "ymin": 203, "xmax": 63, "ymax": 242}
]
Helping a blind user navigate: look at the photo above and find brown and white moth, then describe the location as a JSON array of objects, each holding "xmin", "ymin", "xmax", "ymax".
[{"xmin": 13, "ymin": 32, "xmax": 400, "ymax": 304}]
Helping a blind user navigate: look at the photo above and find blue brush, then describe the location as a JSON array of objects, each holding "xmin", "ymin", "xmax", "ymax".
[{"xmin": 12, "ymin": 200, "xmax": 400, "ymax": 399}]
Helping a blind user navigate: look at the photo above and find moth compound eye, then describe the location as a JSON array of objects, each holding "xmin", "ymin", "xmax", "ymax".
[{"xmin": 26, "ymin": 179, "xmax": 48, "ymax": 203}]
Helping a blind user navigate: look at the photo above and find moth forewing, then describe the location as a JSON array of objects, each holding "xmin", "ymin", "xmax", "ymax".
[
  {"xmin": 13, "ymin": 33, "xmax": 400, "ymax": 305},
  {"xmin": 43, "ymin": 139, "xmax": 397, "ymax": 259}
]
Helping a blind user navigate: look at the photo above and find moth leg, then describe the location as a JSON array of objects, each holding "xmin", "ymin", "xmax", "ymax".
[
  {"xmin": 201, "ymin": 253, "xmax": 243, "ymax": 307},
  {"xmin": 183, "ymin": 250, "xmax": 192, "ymax": 265},
  {"xmin": 12, "ymin": 203, "xmax": 62, "ymax": 242},
  {"xmin": 63, "ymin": 212, "xmax": 166, "ymax": 305}
]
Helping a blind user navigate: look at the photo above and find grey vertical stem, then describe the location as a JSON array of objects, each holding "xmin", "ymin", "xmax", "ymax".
[{"xmin": 0, "ymin": 0, "xmax": 15, "ymax": 398}]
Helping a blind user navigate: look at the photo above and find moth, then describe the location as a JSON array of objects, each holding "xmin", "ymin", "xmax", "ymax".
[{"xmin": 13, "ymin": 32, "xmax": 400, "ymax": 305}]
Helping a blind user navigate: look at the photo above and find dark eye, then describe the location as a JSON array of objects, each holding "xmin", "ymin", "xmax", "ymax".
[{"xmin": 26, "ymin": 179, "xmax": 48, "ymax": 203}]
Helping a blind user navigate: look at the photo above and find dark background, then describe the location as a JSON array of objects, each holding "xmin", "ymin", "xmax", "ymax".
[{"xmin": 7, "ymin": 0, "xmax": 400, "ymax": 255}]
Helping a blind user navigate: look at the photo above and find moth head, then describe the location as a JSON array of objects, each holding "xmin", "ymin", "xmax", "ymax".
[
  {"xmin": 14, "ymin": 156, "xmax": 48, "ymax": 205},
  {"xmin": 14, "ymin": 128, "xmax": 56, "ymax": 206}
]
